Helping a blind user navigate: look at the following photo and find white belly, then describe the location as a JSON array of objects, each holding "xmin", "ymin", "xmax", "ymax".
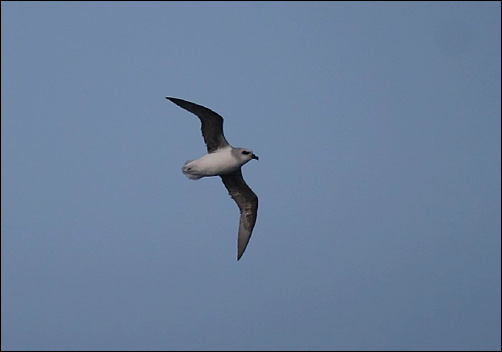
[{"xmin": 182, "ymin": 147, "xmax": 240, "ymax": 179}]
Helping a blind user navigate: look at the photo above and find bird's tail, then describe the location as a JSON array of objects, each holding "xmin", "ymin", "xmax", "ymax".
[{"xmin": 182, "ymin": 160, "xmax": 204, "ymax": 180}]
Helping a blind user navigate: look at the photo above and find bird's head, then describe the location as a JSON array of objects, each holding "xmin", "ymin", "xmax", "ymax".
[{"xmin": 240, "ymin": 149, "xmax": 259, "ymax": 161}]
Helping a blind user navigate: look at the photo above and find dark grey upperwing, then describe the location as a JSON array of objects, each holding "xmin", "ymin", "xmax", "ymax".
[
  {"xmin": 166, "ymin": 97, "xmax": 230, "ymax": 153},
  {"xmin": 220, "ymin": 169, "xmax": 258, "ymax": 260}
]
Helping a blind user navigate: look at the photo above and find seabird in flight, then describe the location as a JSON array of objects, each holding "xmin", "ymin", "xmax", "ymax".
[{"xmin": 166, "ymin": 97, "xmax": 259, "ymax": 260}]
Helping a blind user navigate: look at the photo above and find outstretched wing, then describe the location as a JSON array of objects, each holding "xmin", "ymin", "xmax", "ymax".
[
  {"xmin": 220, "ymin": 169, "xmax": 258, "ymax": 260},
  {"xmin": 166, "ymin": 97, "xmax": 230, "ymax": 153}
]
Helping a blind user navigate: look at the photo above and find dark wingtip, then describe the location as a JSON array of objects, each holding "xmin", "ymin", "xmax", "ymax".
[
  {"xmin": 238, "ymin": 247, "xmax": 247, "ymax": 261},
  {"xmin": 166, "ymin": 97, "xmax": 186, "ymax": 109}
]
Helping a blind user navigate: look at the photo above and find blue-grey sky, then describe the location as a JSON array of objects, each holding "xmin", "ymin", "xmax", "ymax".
[{"xmin": 1, "ymin": 2, "xmax": 500, "ymax": 351}]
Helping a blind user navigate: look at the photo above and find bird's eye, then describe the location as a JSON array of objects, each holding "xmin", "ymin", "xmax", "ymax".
[{"xmin": 242, "ymin": 151, "xmax": 250, "ymax": 155}]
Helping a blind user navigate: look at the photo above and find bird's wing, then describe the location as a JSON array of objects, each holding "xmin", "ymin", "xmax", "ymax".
[
  {"xmin": 166, "ymin": 97, "xmax": 230, "ymax": 153},
  {"xmin": 220, "ymin": 169, "xmax": 258, "ymax": 260}
]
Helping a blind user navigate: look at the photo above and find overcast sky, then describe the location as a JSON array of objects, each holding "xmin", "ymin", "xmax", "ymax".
[{"xmin": 2, "ymin": 2, "xmax": 500, "ymax": 351}]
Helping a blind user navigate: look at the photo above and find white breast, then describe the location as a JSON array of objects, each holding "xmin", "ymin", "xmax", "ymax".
[{"xmin": 184, "ymin": 147, "xmax": 241, "ymax": 178}]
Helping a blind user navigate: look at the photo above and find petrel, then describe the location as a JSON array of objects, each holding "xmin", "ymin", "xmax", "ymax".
[{"xmin": 166, "ymin": 97, "xmax": 259, "ymax": 260}]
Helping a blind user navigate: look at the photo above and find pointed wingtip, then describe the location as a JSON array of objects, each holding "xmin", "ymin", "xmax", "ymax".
[
  {"xmin": 166, "ymin": 97, "xmax": 187, "ymax": 108},
  {"xmin": 237, "ymin": 247, "xmax": 246, "ymax": 261},
  {"xmin": 166, "ymin": 97, "xmax": 184, "ymax": 107}
]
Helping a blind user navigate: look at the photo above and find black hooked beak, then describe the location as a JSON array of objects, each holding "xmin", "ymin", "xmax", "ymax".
[{"xmin": 252, "ymin": 154, "xmax": 259, "ymax": 160}]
